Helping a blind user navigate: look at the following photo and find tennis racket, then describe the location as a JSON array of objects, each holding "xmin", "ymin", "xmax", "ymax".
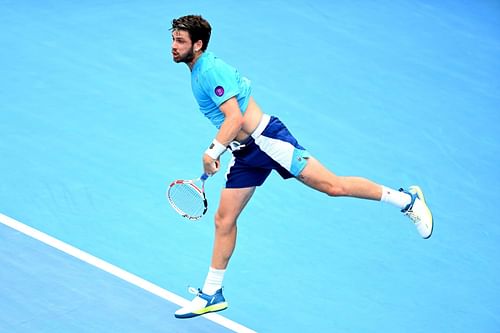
[{"xmin": 167, "ymin": 173, "xmax": 209, "ymax": 220}]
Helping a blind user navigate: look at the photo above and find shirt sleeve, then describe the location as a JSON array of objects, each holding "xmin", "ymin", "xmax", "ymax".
[{"xmin": 199, "ymin": 66, "xmax": 240, "ymax": 107}]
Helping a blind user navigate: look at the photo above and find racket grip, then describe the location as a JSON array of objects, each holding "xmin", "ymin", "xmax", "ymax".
[{"xmin": 201, "ymin": 173, "xmax": 209, "ymax": 181}]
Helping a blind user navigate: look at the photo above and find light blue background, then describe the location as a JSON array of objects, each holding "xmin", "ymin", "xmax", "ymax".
[{"xmin": 1, "ymin": 1, "xmax": 499, "ymax": 332}]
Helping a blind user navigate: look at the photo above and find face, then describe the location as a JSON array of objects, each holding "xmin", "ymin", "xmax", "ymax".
[{"xmin": 171, "ymin": 29, "xmax": 195, "ymax": 63}]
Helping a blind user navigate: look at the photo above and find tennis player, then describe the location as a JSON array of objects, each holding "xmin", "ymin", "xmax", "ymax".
[{"xmin": 170, "ymin": 15, "xmax": 433, "ymax": 319}]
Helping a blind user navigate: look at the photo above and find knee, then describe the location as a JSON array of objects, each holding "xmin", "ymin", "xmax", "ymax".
[
  {"xmin": 324, "ymin": 181, "xmax": 348, "ymax": 197},
  {"xmin": 214, "ymin": 211, "xmax": 237, "ymax": 233}
]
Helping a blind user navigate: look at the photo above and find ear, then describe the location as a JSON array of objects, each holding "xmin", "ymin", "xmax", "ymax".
[{"xmin": 194, "ymin": 40, "xmax": 203, "ymax": 52}]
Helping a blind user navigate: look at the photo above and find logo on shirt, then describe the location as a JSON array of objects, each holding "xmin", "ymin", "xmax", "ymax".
[{"xmin": 214, "ymin": 86, "xmax": 225, "ymax": 97}]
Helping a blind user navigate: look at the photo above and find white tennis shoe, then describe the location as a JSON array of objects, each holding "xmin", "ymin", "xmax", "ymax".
[
  {"xmin": 400, "ymin": 186, "xmax": 433, "ymax": 239},
  {"xmin": 174, "ymin": 287, "xmax": 228, "ymax": 319}
]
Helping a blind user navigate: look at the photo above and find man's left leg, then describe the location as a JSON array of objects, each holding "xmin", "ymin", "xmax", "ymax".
[
  {"xmin": 175, "ymin": 187, "xmax": 256, "ymax": 319},
  {"xmin": 297, "ymin": 156, "xmax": 433, "ymax": 238}
]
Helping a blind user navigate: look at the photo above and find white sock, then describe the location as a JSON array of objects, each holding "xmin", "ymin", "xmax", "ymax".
[
  {"xmin": 380, "ymin": 186, "xmax": 412, "ymax": 210},
  {"xmin": 202, "ymin": 267, "xmax": 226, "ymax": 295}
]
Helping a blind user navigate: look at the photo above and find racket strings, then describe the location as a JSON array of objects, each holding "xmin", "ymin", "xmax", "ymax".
[{"xmin": 169, "ymin": 183, "xmax": 205, "ymax": 218}]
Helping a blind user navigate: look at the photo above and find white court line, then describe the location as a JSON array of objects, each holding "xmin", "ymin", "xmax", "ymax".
[{"xmin": 0, "ymin": 213, "xmax": 256, "ymax": 333}]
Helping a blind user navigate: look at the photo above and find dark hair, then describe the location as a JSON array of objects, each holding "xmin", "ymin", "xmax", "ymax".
[{"xmin": 171, "ymin": 15, "xmax": 212, "ymax": 51}]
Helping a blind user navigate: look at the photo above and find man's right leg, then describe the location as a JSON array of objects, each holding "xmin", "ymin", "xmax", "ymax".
[{"xmin": 174, "ymin": 186, "xmax": 256, "ymax": 319}]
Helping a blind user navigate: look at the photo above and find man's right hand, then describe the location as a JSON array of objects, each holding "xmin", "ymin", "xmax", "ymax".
[{"xmin": 203, "ymin": 153, "xmax": 220, "ymax": 176}]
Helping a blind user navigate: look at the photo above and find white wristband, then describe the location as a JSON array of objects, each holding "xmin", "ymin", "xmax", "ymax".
[{"xmin": 205, "ymin": 139, "xmax": 227, "ymax": 159}]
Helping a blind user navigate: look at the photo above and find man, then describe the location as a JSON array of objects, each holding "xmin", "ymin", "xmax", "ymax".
[{"xmin": 170, "ymin": 15, "xmax": 433, "ymax": 319}]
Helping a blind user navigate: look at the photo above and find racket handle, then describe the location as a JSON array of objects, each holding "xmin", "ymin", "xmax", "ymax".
[{"xmin": 201, "ymin": 173, "xmax": 209, "ymax": 181}]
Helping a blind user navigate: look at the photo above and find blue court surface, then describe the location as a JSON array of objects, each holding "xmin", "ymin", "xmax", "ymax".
[{"xmin": 1, "ymin": 1, "xmax": 499, "ymax": 332}]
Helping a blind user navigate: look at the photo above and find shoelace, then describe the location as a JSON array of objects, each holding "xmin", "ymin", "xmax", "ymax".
[
  {"xmin": 187, "ymin": 286, "xmax": 201, "ymax": 296},
  {"xmin": 187, "ymin": 286, "xmax": 219, "ymax": 304},
  {"xmin": 399, "ymin": 188, "xmax": 416, "ymax": 213}
]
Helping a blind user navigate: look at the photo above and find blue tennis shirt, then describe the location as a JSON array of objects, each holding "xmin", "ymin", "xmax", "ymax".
[{"xmin": 191, "ymin": 52, "xmax": 252, "ymax": 129}]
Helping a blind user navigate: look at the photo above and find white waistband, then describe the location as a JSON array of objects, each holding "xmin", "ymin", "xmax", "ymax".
[{"xmin": 251, "ymin": 114, "xmax": 271, "ymax": 140}]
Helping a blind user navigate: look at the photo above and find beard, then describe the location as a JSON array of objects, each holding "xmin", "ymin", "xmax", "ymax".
[{"xmin": 173, "ymin": 47, "xmax": 195, "ymax": 64}]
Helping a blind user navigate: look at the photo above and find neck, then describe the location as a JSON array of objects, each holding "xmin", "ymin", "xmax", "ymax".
[{"xmin": 188, "ymin": 51, "xmax": 204, "ymax": 71}]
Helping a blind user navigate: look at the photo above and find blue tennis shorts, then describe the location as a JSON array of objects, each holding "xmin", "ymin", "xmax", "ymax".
[{"xmin": 225, "ymin": 114, "xmax": 311, "ymax": 188}]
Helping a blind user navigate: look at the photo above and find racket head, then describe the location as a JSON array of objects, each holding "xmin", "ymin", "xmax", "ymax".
[{"xmin": 167, "ymin": 178, "xmax": 208, "ymax": 220}]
